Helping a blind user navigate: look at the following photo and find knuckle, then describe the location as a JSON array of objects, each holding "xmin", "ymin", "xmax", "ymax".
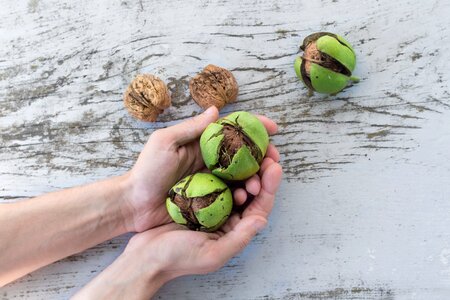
[
  {"xmin": 150, "ymin": 129, "xmax": 164, "ymax": 141},
  {"xmin": 150, "ymin": 129, "xmax": 171, "ymax": 146},
  {"xmin": 238, "ymin": 237, "xmax": 251, "ymax": 251}
]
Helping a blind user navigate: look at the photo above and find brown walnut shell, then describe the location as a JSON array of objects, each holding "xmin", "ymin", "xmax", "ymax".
[
  {"xmin": 189, "ymin": 64, "xmax": 238, "ymax": 110},
  {"xmin": 123, "ymin": 74, "xmax": 171, "ymax": 122}
]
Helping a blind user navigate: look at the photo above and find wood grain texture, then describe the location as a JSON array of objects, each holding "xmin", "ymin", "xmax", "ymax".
[{"xmin": 1, "ymin": 0, "xmax": 450, "ymax": 298}]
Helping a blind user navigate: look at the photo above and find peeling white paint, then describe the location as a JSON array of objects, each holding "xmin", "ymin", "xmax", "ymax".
[{"xmin": 1, "ymin": 0, "xmax": 450, "ymax": 299}]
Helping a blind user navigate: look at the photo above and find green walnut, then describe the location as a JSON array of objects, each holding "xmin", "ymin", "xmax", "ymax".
[
  {"xmin": 200, "ymin": 111, "xmax": 269, "ymax": 181},
  {"xmin": 166, "ymin": 173, "xmax": 233, "ymax": 231},
  {"xmin": 294, "ymin": 32, "xmax": 359, "ymax": 94}
]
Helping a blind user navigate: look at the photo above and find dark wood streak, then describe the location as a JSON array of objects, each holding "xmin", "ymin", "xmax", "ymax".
[
  {"xmin": 1, "ymin": 0, "xmax": 450, "ymax": 298},
  {"xmin": 259, "ymin": 286, "xmax": 395, "ymax": 300}
]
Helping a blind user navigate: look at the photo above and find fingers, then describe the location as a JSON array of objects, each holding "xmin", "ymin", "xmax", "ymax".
[
  {"xmin": 260, "ymin": 157, "xmax": 275, "ymax": 174},
  {"xmin": 153, "ymin": 110, "xmax": 276, "ymax": 149},
  {"xmin": 220, "ymin": 213, "xmax": 241, "ymax": 233},
  {"xmin": 212, "ymin": 216, "xmax": 266, "ymax": 263},
  {"xmin": 233, "ymin": 188, "xmax": 247, "ymax": 206},
  {"xmin": 161, "ymin": 106, "xmax": 219, "ymax": 146},
  {"xmin": 233, "ymin": 156, "xmax": 279, "ymax": 206},
  {"xmin": 256, "ymin": 115, "xmax": 278, "ymax": 135},
  {"xmin": 176, "ymin": 142, "xmax": 204, "ymax": 176},
  {"xmin": 266, "ymin": 144, "xmax": 280, "ymax": 162},
  {"xmin": 243, "ymin": 161, "xmax": 282, "ymax": 219},
  {"xmin": 259, "ymin": 162, "xmax": 282, "ymax": 196},
  {"xmin": 233, "ymin": 173, "xmax": 260, "ymax": 207},
  {"xmin": 245, "ymin": 174, "xmax": 261, "ymax": 196}
]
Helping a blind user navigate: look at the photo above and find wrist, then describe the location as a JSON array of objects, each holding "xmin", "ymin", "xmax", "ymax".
[
  {"xmin": 115, "ymin": 172, "xmax": 142, "ymax": 233},
  {"xmin": 117, "ymin": 170, "xmax": 169, "ymax": 233},
  {"xmin": 74, "ymin": 251, "xmax": 169, "ymax": 300},
  {"xmin": 121, "ymin": 251, "xmax": 170, "ymax": 286}
]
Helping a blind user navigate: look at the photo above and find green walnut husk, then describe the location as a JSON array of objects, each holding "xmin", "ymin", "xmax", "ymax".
[
  {"xmin": 294, "ymin": 32, "xmax": 359, "ymax": 94},
  {"xmin": 166, "ymin": 173, "xmax": 233, "ymax": 232},
  {"xmin": 200, "ymin": 111, "xmax": 269, "ymax": 181}
]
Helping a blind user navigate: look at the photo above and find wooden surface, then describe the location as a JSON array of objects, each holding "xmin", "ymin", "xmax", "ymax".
[{"xmin": 1, "ymin": 0, "xmax": 450, "ymax": 298}]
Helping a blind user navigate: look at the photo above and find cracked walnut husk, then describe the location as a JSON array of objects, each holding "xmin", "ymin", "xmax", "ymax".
[
  {"xmin": 200, "ymin": 111, "xmax": 269, "ymax": 181},
  {"xmin": 189, "ymin": 64, "xmax": 238, "ymax": 110},
  {"xmin": 123, "ymin": 74, "xmax": 171, "ymax": 122},
  {"xmin": 166, "ymin": 173, "xmax": 233, "ymax": 232},
  {"xmin": 294, "ymin": 32, "xmax": 359, "ymax": 94}
]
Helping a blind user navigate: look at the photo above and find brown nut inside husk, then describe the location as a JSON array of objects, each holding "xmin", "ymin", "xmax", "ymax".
[
  {"xmin": 171, "ymin": 192, "xmax": 221, "ymax": 230},
  {"xmin": 123, "ymin": 74, "xmax": 171, "ymax": 122},
  {"xmin": 189, "ymin": 64, "xmax": 238, "ymax": 110},
  {"xmin": 300, "ymin": 34, "xmax": 351, "ymax": 90},
  {"xmin": 218, "ymin": 124, "xmax": 260, "ymax": 167},
  {"xmin": 166, "ymin": 173, "xmax": 233, "ymax": 232},
  {"xmin": 200, "ymin": 111, "xmax": 269, "ymax": 181}
]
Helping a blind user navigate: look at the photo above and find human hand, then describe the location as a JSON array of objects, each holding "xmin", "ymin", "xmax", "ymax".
[
  {"xmin": 122, "ymin": 107, "xmax": 280, "ymax": 233},
  {"xmin": 74, "ymin": 114, "xmax": 282, "ymax": 299},
  {"xmin": 123, "ymin": 154, "xmax": 282, "ymax": 281},
  {"xmin": 121, "ymin": 106, "xmax": 218, "ymax": 232}
]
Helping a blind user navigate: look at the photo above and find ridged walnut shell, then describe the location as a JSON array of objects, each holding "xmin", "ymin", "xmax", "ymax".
[
  {"xmin": 189, "ymin": 65, "xmax": 238, "ymax": 110},
  {"xmin": 123, "ymin": 74, "xmax": 171, "ymax": 122}
]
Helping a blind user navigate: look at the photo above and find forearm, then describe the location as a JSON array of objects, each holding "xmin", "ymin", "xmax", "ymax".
[
  {"xmin": 72, "ymin": 252, "xmax": 168, "ymax": 300},
  {"xmin": 0, "ymin": 174, "xmax": 133, "ymax": 286}
]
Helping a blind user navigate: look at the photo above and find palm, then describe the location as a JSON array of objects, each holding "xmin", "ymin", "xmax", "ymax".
[
  {"xmin": 137, "ymin": 228, "xmax": 212, "ymax": 271},
  {"xmin": 129, "ymin": 139, "xmax": 205, "ymax": 232},
  {"xmin": 126, "ymin": 154, "xmax": 283, "ymax": 278},
  {"xmin": 124, "ymin": 107, "xmax": 280, "ymax": 234},
  {"xmin": 128, "ymin": 217, "xmax": 234, "ymax": 277}
]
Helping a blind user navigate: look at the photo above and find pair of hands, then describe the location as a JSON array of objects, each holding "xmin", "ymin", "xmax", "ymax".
[{"xmin": 122, "ymin": 106, "xmax": 282, "ymax": 280}]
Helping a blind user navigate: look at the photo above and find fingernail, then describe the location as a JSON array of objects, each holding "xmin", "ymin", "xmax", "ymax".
[{"xmin": 253, "ymin": 219, "xmax": 266, "ymax": 232}]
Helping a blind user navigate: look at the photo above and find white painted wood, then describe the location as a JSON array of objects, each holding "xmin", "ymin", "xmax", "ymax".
[{"xmin": 1, "ymin": 0, "xmax": 450, "ymax": 298}]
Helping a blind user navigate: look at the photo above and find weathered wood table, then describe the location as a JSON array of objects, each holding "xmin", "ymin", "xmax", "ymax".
[{"xmin": 1, "ymin": 0, "xmax": 450, "ymax": 298}]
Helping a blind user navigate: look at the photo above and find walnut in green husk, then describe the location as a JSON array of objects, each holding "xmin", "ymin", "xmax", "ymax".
[
  {"xmin": 200, "ymin": 111, "xmax": 269, "ymax": 181},
  {"xmin": 294, "ymin": 32, "xmax": 359, "ymax": 94},
  {"xmin": 166, "ymin": 173, "xmax": 233, "ymax": 232}
]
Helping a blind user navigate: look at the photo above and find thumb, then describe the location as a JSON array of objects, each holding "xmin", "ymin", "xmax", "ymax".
[
  {"xmin": 164, "ymin": 106, "xmax": 219, "ymax": 145},
  {"xmin": 214, "ymin": 216, "xmax": 267, "ymax": 263}
]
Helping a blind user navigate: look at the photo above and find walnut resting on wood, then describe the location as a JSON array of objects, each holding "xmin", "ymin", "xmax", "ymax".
[
  {"xmin": 123, "ymin": 74, "xmax": 171, "ymax": 122},
  {"xmin": 189, "ymin": 64, "xmax": 238, "ymax": 110}
]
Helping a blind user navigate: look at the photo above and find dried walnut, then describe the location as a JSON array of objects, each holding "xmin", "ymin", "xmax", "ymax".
[
  {"xmin": 123, "ymin": 74, "xmax": 171, "ymax": 122},
  {"xmin": 189, "ymin": 64, "xmax": 238, "ymax": 110}
]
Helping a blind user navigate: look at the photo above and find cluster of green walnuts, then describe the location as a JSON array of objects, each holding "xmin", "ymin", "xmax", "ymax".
[
  {"xmin": 166, "ymin": 31, "xmax": 359, "ymax": 232},
  {"xmin": 166, "ymin": 111, "xmax": 269, "ymax": 231}
]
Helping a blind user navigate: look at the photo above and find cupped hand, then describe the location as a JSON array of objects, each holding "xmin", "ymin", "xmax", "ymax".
[
  {"xmin": 124, "ymin": 156, "xmax": 283, "ymax": 280},
  {"xmin": 123, "ymin": 106, "xmax": 280, "ymax": 233},
  {"xmin": 123, "ymin": 106, "xmax": 219, "ymax": 232}
]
